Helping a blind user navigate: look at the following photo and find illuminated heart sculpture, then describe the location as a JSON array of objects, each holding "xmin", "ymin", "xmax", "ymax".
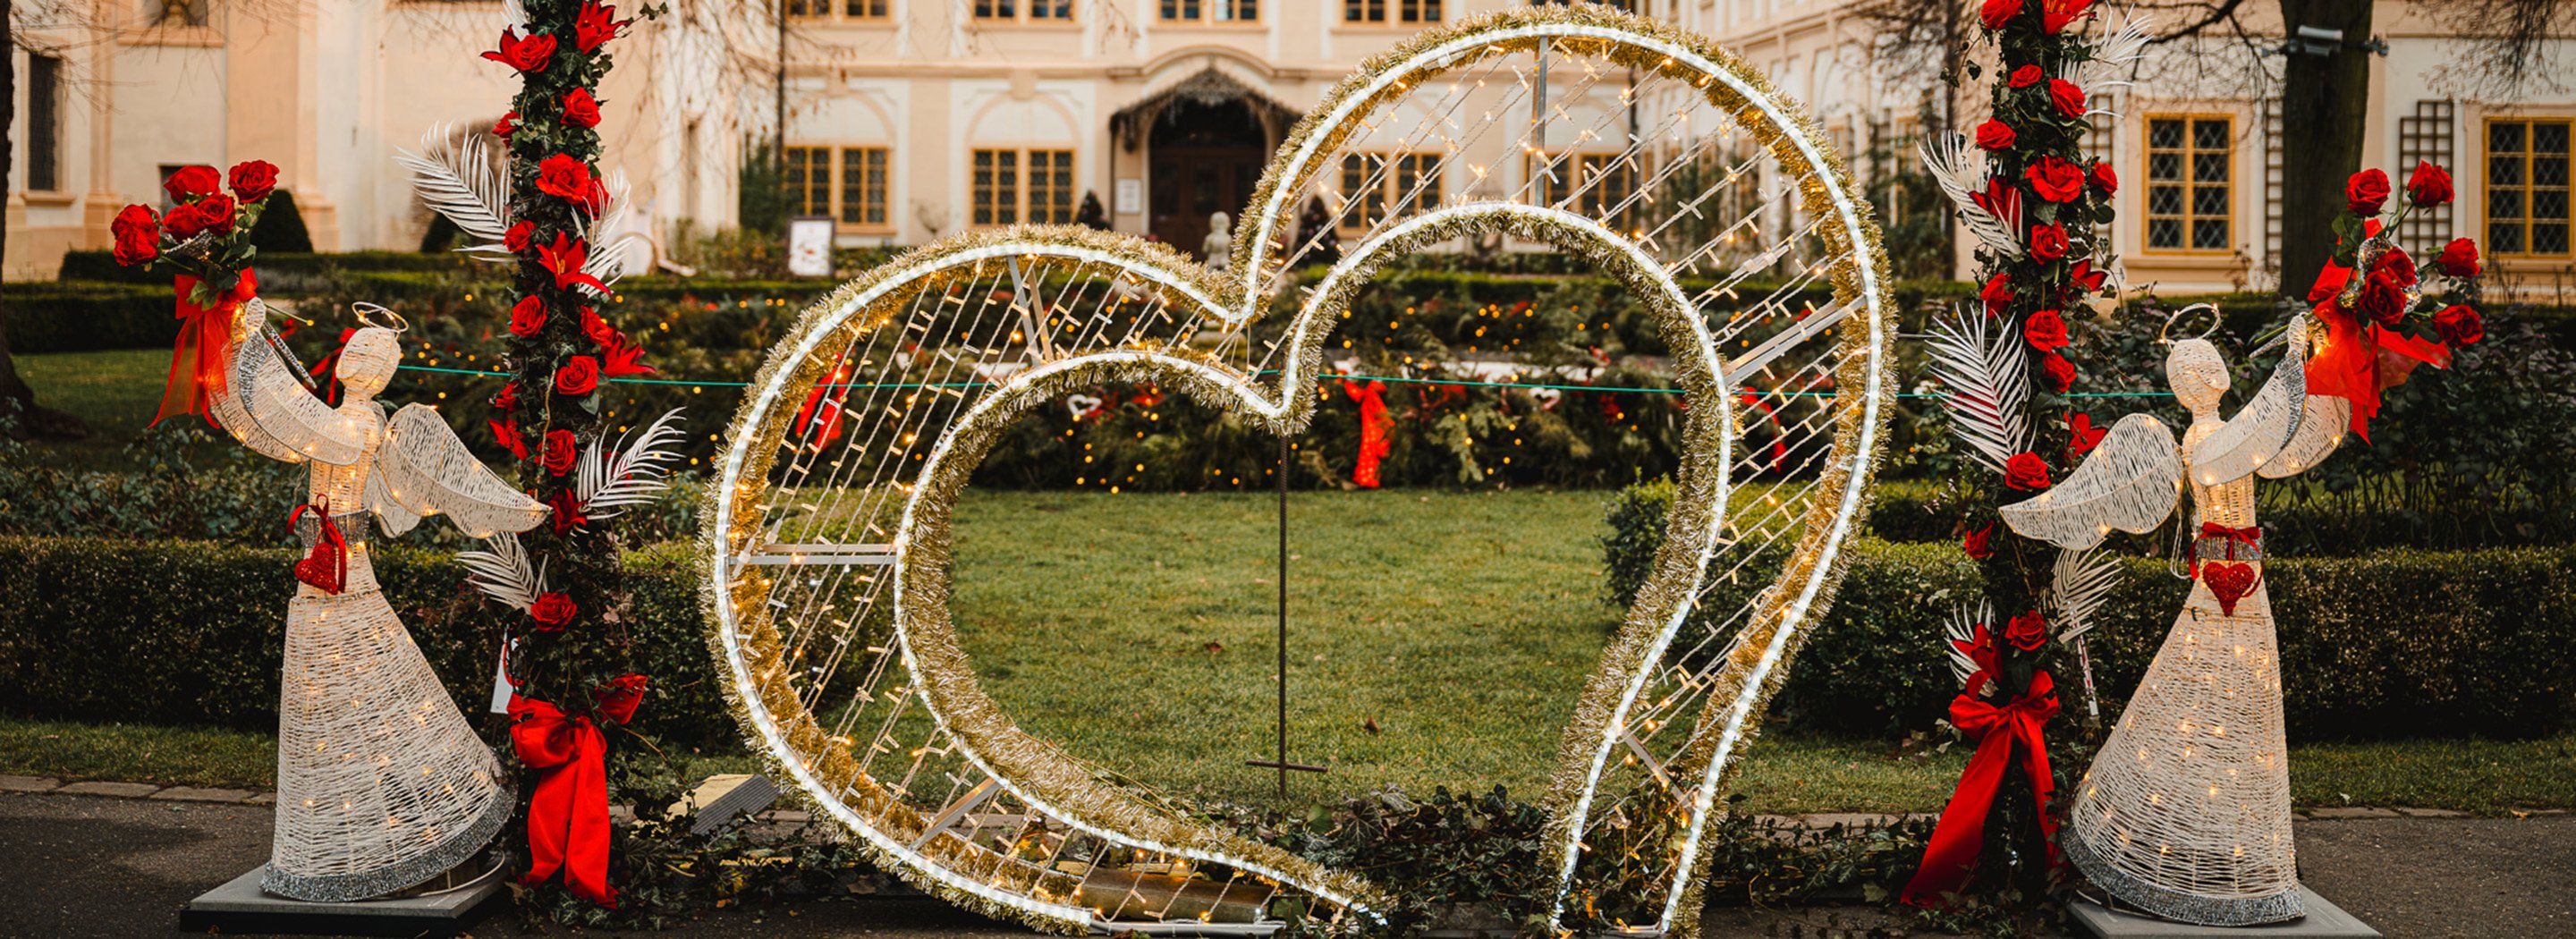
[{"xmin": 703, "ymin": 8, "xmax": 1894, "ymax": 935}]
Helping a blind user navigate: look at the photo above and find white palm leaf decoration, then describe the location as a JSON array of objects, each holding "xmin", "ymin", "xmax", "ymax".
[
  {"xmin": 397, "ymin": 124, "xmax": 513, "ymax": 247},
  {"xmin": 577, "ymin": 408, "xmax": 687, "ymax": 519},
  {"xmin": 1923, "ymin": 305, "xmax": 2031, "ymax": 474},
  {"xmin": 582, "ymin": 169, "xmax": 644, "ymax": 288},
  {"xmin": 501, "ymin": 0, "xmax": 528, "ymax": 30},
  {"xmin": 1919, "ymin": 132, "xmax": 2021, "ymax": 256},
  {"xmin": 457, "ymin": 532, "xmax": 547, "ymax": 612},
  {"xmin": 1945, "ymin": 599, "xmax": 1996, "ymax": 687},
  {"xmin": 2072, "ymin": 16, "xmax": 2157, "ymax": 90},
  {"xmin": 2049, "ymin": 546, "xmax": 2125, "ymax": 642}
]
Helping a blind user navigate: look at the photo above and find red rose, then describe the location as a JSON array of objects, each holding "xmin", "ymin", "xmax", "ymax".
[
  {"xmin": 2345, "ymin": 168, "xmax": 2390, "ymax": 216},
  {"xmin": 1963, "ymin": 523, "xmax": 1996, "ymax": 560},
  {"xmin": 536, "ymin": 154, "xmax": 595, "ymax": 202},
  {"xmin": 2359, "ymin": 268, "xmax": 2409, "ymax": 327},
  {"xmin": 492, "ymin": 380, "xmax": 521, "ymax": 411},
  {"xmin": 226, "ymin": 160, "xmax": 278, "ymax": 203},
  {"xmin": 504, "ymin": 220, "xmax": 536, "ymax": 254},
  {"xmin": 494, "ymin": 112, "xmax": 520, "ymax": 138},
  {"xmin": 2436, "ymin": 238, "xmax": 2481, "ymax": 278},
  {"xmin": 2027, "ymin": 156, "xmax": 2086, "ymax": 203},
  {"xmin": 1980, "ymin": 273, "xmax": 2014, "ymax": 317},
  {"xmin": 555, "ymin": 355, "xmax": 600, "ymax": 395},
  {"xmin": 546, "ymin": 487, "xmax": 586, "ymax": 536},
  {"xmin": 580, "ymin": 306, "xmax": 618, "ymax": 347},
  {"xmin": 110, "ymin": 205, "xmax": 160, "ymax": 266},
  {"xmin": 2009, "ymin": 64, "xmax": 2043, "ymax": 89},
  {"xmin": 2004, "ymin": 452, "xmax": 2053, "ymax": 490},
  {"xmin": 2435, "ymin": 305, "xmax": 2484, "ymax": 345},
  {"xmin": 542, "ymin": 429, "xmax": 579, "ymax": 476},
  {"xmin": 2041, "ymin": 351, "xmax": 2078, "ymax": 392},
  {"xmin": 1979, "ymin": 0, "xmax": 2022, "ymax": 30},
  {"xmin": 2029, "ymin": 221, "xmax": 2070, "ymax": 260},
  {"xmin": 2022, "ymin": 309, "xmax": 2072, "ymax": 351},
  {"xmin": 481, "ymin": 29, "xmax": 556, "ymax": 72},
  {"xmin": 162, "ymin": 202, "xmax": 208, "ymax": 239},
  {"xmin": 561, "ymin": 88, "xmax": 602, "ymax": 129},
  {"xmin": 2373, "ymin": 246, "xmax": 2418, "ymax": 287},
  {"xmin": 2089, "ymin": 160, "xmax": 2117, "ymax": 195},
  {"xmin": 530, "ymin": 591, "xmax": 578, "ymax": 630},
  {"xmin": 2005, "ymin": 609, "xmax": 2048, "ymax": 651},
  {"xmin": 575, "ymin": 0, "xmax": 631, "ymax": 53},
  {"xmin": 509, "ymin": 296, "xmax": 548, "ymax": 337},
  {"xmin": 2406, "ymin": 160, "xmax": 2453, "ymax": 207},
  {"xmin": 2047, "ymin": 80, "xmax": 2087, "ymax": 118},
  {"xmin": 1975, "ymin": 119, "xmax": 2017, "ymax": 152},
  {"xmin": 162, "ymin": 165, "xmax": 222, "ymax": 203},
  {"xmin": 2068, "ymin": 411, "xmax": 2108, "ymax": 459},
  {"xmin": 193, "ymin": 194, "xmax": 237, "ymax": 234}
]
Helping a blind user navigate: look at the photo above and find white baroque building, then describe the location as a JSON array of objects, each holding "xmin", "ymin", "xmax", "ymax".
[{"xmin": 10, "ymin": 0, "xmax": 2573, "ymax": 295}]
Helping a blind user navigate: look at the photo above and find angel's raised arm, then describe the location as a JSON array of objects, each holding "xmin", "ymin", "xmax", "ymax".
[
  {"xmin": 371, "ymin": 404, "xmax": 549, "ymax": 538},
  {"xmin": 2190, "ymin": 317, "xmax": 2314, "ymax": 486},
  {"xmin": 1997, "ymin": 413, "xmax": 2184, "ymax": 550},
  {"xmin": 216, "ymin": 302, "xmax": 367, "ymax": 466}
]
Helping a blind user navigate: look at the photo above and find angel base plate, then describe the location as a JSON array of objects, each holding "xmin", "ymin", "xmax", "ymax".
[{"xmin": 2069, "ymin": 887, "xmax": 2381, "ymax": 938}]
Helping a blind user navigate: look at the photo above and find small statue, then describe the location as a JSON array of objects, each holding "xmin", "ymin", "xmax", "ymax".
[
  {"xmin": 1202, "ymin": 210, "xmax": 1233, "ymax": 273},
  {"xmin": 1997, "ymin": 317, "xmax": 2347, "ymax": 926},
  {"xmin": 210, "ymin": 304, "xmax": 548, "ymax": 901}
]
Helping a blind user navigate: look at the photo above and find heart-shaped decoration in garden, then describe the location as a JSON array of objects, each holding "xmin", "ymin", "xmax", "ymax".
[{"xmin": 700, "ymin": 8, "xmax": 1894, "ymax": 936}]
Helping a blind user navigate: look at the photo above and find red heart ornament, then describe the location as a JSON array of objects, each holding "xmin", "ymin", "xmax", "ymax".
[
  {"xmin": 2200, "ymin": 561, "xmax": 2259, "ymax": 616},
  {"xmin": 289, "ymin": 503, "xmax": 347, "ymax": 595}
]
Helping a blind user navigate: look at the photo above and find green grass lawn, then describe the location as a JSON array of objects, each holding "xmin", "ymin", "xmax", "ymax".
[
  {"xmin": 13, "ymin": 348, "xmax": 233, "ymax": 470},
  {"xmin": 5, "ymin": 488, "xmax": 2571, "ymax": 816}
]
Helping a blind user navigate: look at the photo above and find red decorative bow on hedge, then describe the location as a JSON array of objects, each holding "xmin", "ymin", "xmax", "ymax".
[
  {"xmin": 1901, "ymin": 671, "xmax": 2061, "ymax": 908},
  {"xmin": 1344, "ymin": 379, "xmax": 1391, "ymax": 489},
  {"xmin": 509, "ymin": 674, "xmax": 647, "ymax": 908}
]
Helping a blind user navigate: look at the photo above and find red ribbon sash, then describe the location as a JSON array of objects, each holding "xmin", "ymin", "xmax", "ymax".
[
  {"xmin": 1900, "ymin": 672, "xmax": 2061, "ymax": 908},
  {"xmin": 155, "ymin": 270, "xmax": 258, "ymax": 427},
  {"xmin": 508, "ymin": 677, "xmax": 648, "ymax": 908}
]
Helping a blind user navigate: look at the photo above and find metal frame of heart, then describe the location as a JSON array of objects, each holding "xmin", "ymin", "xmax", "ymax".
[{"xmin": 701, "ymin": 6, "xmax": 1895, "ymax": 936}]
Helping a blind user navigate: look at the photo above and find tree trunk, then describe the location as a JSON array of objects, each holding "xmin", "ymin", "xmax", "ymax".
[
  {"xmin": 0, "ymin": 0, "xmax": 90, "ymax": 440},
  {"xmin": 2275, "ymin": 0, "xmax": 2377, "ymax": 296}
]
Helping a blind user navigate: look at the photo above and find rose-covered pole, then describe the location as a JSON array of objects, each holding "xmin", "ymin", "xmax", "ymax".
[
  {"xmin": 1905, "ymin": 0, "xmax": 2121, "ymax": 906},
  {"xmin": 479, "ymin": 0, "xmax": 648, "ymax": 909}
]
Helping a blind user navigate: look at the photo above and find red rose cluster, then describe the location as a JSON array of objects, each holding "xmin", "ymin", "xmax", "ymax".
[{"xmin": 109, "ymin": 160, "xmax": 281, "ymax": 268}]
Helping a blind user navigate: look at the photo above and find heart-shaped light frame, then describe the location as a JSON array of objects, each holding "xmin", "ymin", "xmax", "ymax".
[{"xmin": 703, "ymin": 7, "xmax": 1893, "ymax": 935}]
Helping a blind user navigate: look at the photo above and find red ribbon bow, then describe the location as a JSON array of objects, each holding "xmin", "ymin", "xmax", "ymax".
[
  {"xmin": 509, "ymin": 675, "xmax": 647, "ymax": 908},
  {"xmin": 1343, "ymin": 379, "xmax": 1391, "ymax": 489},
  {"xmin": 1901, "ymin": 672, "xmax": 2061, "ymax": 908},
  {"xmin": 155, "ymin": 270, "xmax": 259, "ymax": 427}
]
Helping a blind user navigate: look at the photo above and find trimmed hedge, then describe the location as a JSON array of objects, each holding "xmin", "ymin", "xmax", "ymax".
[
  {"xmin": 1603, "ymin": 485, "xmax": 2576, "ymax": 740},
  {"xmin": 3, "ymin": 282, "xmax": 186, "ymax": 353},
  {"xmin": 6, "ymin": 524, "xmax": 2566, "ymax": 749},
  {"xmin": 0, "ymin": 538, "xmax": 728, "ymax": 748}
]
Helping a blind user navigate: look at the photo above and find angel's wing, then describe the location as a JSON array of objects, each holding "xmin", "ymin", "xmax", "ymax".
[
  {"xmin": 373, "ymin": 404, "xmax": 549, "ymax": 538},
  {"xmin": 2190, "ymin": 321, "xmax": 2311, "ymax": 486},
  {"xmin": 226, "ymin": 313, "xmax": 368, "ymax": 466},
  {"xmin": 1997, "ymin": 413, "xmax": 2183, "ymax": 549},
  {"xmin": 2258, "ymin": 394, "xmax": 2351, "ymax": 479},
  {"xmin": 363, "ymin": 464, "xmax": 423, "ymax": 537}
]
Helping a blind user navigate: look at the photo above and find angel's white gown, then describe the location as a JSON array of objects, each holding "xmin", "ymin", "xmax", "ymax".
[
  {"xmin": 2059, "ymin": 420, "xmax": 2300, "ymax": 925},
  {"xmin": 216, "ymin": 320, "xmax": 542, "ymax": 901}
]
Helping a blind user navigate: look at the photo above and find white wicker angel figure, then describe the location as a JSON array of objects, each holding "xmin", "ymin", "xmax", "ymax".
[
  {"xmin": 208, "ymin": 304, "xmax": 547, "ymax": 901},
  {"xmin": 1996, "ymin": 317, "xmax": 2347, "ymax": 926}
]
